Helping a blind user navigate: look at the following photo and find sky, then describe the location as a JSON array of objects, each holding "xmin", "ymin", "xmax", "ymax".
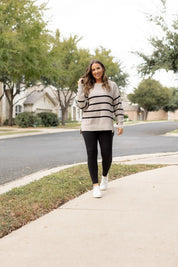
[{"xmin": 37, "ymin": 0, "xmax": 178, "ymax": 92}]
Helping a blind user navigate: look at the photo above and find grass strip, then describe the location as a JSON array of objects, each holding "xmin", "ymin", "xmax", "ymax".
[
  {"xmin": 58, "ymin": 122, "xmax": 81, "ymax": 129},
  {"xmin": 0, "ymin": 129, "xmax": 15, "ymax": 132},
  {"xmin": 0, "ymin": 163, "xmax": 164, "ymax": 238},
  {"xmin": 171, "ymin": 129, "xmax": 178, "ymax": 133}
]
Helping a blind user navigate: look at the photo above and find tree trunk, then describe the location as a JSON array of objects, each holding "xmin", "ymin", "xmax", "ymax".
[
  {"xmin": 0, "ymin": 92, "xmax": 4, "ymax": 101},
  {"xmin": 61, "ymin": 108, "xmax": 67, "ymax": 126},
  {"xmin": 4, "ymin": 84, "xmax": 14, "ymax": 126},
  {"xmin": 143, "ymin": 109, "xmax": 148, "ymax": 120},
  {"xmin": 8, "ymin": 100, "xmax": 13, "ymax": 126}
]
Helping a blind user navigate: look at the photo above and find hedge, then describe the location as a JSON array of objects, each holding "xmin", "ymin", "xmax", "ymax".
[
  {"xmin": 15, "ymin": 112, "xmax": 42, "ymax": 128},
  {"xmin": 37, "ymin": 112, "xmax": 59, "ymax": 127},
  {"xmin": 15, "ymin": 112, "xmax": 59, "ymax": 127}
]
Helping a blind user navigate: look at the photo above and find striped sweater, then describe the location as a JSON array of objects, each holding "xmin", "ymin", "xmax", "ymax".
[{"xmin": 76, "ymin": 80, "xmax": 124, "ymax": 131}]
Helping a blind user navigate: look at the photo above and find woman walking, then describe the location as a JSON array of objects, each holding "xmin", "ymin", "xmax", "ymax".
[{"xmin": 76, "ymin": 60, "xmax": 124, "ymax": 198}]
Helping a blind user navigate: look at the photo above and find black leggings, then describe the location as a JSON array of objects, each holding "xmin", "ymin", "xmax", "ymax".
[{"xmin": 82, "ymin": 131, "xmax": 113, "ymax": 184}]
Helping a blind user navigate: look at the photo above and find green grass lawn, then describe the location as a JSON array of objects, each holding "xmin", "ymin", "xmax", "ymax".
[
  {"xmin": 171, "ymin": 129, "xmax": 178, "ymax": 133},
  {"xmin": 0, "ymin": 129, "xmax": 14, "ymax": 132},
  {"xmin": 0, "ymin": 163, "xmax": 164, "ymax": 238}
]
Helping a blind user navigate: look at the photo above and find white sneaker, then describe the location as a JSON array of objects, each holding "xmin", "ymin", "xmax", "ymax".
[
  {"xmin": 93, "ymin": 185, "xmax": 102, "ymax": 198},
  {"xmin": 100, "ymin": 175, "xmax": 108, "ymax": 190}
]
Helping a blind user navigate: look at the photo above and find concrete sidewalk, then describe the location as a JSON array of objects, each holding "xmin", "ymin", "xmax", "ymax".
[{"xmin": 0, "ymin": 153, "xmax": 178, "ymax": 266}]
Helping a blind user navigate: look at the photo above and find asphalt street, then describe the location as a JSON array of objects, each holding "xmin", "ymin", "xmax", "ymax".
[{"xmin": 0, "ymin": 121, "xmax": 178, "ymax": 184}]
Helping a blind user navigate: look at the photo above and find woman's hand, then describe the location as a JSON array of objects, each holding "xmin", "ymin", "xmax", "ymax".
[
  {"xmin": 117, "ymin": 127, "xmax": 123, "ymax": 136},
  {"xmin": 78, "ymin": 78, "xmax": 84, "ymax": 84}
]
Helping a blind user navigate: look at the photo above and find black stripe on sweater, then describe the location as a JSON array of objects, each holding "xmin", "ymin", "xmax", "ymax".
[
  {"xmin": 83, "ymin": 108, "xmax": 114, "ymax": 113},
  {"xmin": 113, "ymin": 102, "xmax": 122, "ymax": 107},
  {"xmin": 81, "ymin": 103, "xmax": 89, "ymax": 110},
  {"xmin": 114, "ymin": 108, "xmax": 124, "ymax": 112},
  {"xmin": 82, "ymin": 115, "xmax": 113, "ymax": 120},
  {"xmin": 89, "ymin": 102, "xmax": 113, "ymax": 107},
  {"xmin": 113, "ymin": 95, "xmax": 120, "ymax": 101},
  {"xmin": 77, "ymin": 100, "xmax": 85, "ymax": 103},
  {"xmin": 115, "ymin": 113, "xmax": 124, "ymax": 117}
]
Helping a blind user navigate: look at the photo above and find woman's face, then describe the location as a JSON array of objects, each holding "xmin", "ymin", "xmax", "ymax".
[{"xmin": 91, "ymin": 63, "xmax": 104, "ymax": 83}]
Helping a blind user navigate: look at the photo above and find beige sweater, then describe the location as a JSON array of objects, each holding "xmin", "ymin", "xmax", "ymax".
[{"xmin": 76, "ymin": 80, "xmax": 124, "ymax": 131}]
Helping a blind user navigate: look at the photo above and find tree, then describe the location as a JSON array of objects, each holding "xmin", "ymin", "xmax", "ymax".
[
  {"xmin": 136, "ymin": 0, "xmax": 178, "ymax": 75},
  {"xmin": 163, "ymin": 87, "xmax": 178, "ymax": 112},
  {"xmin": 45, "ymin": 39, "xmax": 129, "ymax": 125},
  {"xmin": 93, "ymin": 46, "xmax": 128, "ymax": 89},
  {"xmin": 0, "ymin": 0, "xmax": 50, "ymax": 125},
  {"xmin": 128, "ymin": 78, "xmax": 171, "ymax": 120},
  {"xmin": 44, "ymin": 29, "xmax": 91, "ymax": 125}
]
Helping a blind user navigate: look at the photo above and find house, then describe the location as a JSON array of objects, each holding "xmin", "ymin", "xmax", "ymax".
[
  {"xmin": 0, "ymin": 83, "xmax": 60, "ymax": 125},
  {"xmin": 123, "ymin": 93, "xmax": 178, "ymax": 121},
  {"xmin": 0, "ymin": 82, "xmax": 81, "ymax": 125},
  {"xmin": 168, "ymin": 110, "xmax": 178, "ymax": 120},
  {"xmin": 71, "ymin": 98, "xmax": 82, "ymax": 121},
  {"xmin": 122, "ymin": 94, "xmax": 144, "ymax": 121},
  {"xmin": 21, "ymin": 86, "xmax": 59, "ymax": 115}
]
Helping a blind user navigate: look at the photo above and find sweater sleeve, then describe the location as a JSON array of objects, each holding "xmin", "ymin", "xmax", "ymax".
[
  {"xmin": 113, "ymin": 83, "xmax": 124, "ymax": 127},
  {"xmin": 76, "ymin": 84, "xmax": 89, "ymax": 111}
]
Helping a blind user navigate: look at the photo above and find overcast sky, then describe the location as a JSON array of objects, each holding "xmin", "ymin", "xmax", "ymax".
[{"xmin": 38, "ymin": 0, "xmax": 178, "ymax": 92}]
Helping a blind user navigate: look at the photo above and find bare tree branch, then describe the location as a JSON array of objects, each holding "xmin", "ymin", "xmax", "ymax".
[{"xmin": 0, "ymin": 90, "xmax": 4, "ymax": 101}]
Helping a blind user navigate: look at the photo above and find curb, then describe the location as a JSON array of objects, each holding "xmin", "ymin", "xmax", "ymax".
[{"xmin": 0, "ymin": 128, "xmax": 78, "ymax": 140}]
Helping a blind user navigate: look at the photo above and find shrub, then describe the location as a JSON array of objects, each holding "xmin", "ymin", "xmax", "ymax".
[
  {"xmin": 15, "ymin": 112, "xmax": 42, "ymax": 128},
  {"xmin": 3, "ymin": 118, "xmax": 16, "ymax": 126},
  {"xmin": 37, "ymin": 112, "xmax": 59, "ymax": 127}
]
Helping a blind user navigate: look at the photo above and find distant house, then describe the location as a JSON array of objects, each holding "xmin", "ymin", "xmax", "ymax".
[
  {"xmin": 120, "ymin": 94, "xmax": 178, "ymax": 121},
  {"xmin": 71, "ymin": 98, "xmax": 82, "ymax": 121},
  {"xmin": 12, "ymin": 84, "xmax": 59, "ymax": 119},
  {"xmin": 0, "ymin": 83, "xmax": 82, "ymax": 125},
  {"xmin": 122, "ymin": 94, "xmax": 144, "ymax": 121},
  {"xmin": 21, "ymin": 84, "xmax": 82, "ymax": 122},
  {"xmin": 23, "ymin": 89, "xmax": 58, "ymax": 114},
  {"xmin": 168, "ymin": 110, "xmax": 178, "ymax": 120}
]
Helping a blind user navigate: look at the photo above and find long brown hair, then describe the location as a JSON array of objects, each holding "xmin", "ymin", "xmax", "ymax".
[{"xmin": 82, "ymin": 60, "xmax": 111, "ymax": 96}]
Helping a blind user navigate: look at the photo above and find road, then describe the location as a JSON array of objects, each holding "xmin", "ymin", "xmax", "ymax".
[{"xmin": 0, "ymin": 121, "xmax": 178, "ymax": 185}]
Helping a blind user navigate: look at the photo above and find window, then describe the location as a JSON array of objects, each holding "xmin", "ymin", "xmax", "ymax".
[{"xmin": 15, "ymin": 105, "xmax": 22, "ymax": 116}]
